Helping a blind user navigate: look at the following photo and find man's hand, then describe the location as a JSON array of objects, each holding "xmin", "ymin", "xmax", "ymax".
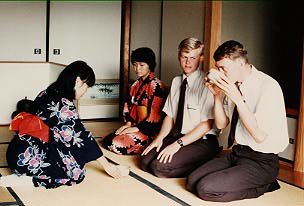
[
  {"xmin": 205, "ymin": 78, "xmax": 223, "ymax": 97},
  {"xmin": 157, "ymin": 142, "xmax": 180, "ymax": 164},
  {"xmin": 141, "ymin": 137, "xmax": 163, "ymax": 156},
  {"xmin": 212, "ymin": 73, "xmax": 243, "ymax": 104},
  {"xmin": 205, "ymin": 69, "xmax": 224, "ymax": 97}
]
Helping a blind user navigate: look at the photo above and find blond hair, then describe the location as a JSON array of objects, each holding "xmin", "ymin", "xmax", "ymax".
[{"xmin": 178, "ymin": 37, "xmax": 204, "ymax": 57}]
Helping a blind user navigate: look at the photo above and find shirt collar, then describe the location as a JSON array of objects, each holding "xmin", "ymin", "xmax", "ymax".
[{"xmin": 182, "ymin": 69, "xmax": 201, "ymax": 88}]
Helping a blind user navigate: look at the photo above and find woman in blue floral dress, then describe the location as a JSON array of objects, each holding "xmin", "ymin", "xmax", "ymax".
[{"xmin": 1, "ymin": 61, "xmax": 129, "ymax": 188}]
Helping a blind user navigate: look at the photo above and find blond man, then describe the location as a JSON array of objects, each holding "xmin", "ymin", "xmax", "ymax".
[{"xmin": 140, "ymin": 38, "xmax": 220, "ymax": 177}]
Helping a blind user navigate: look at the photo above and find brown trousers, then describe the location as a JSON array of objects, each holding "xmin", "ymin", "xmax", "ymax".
[
  {"xmin": 139, "ymin": 134, "xmax": 220, "ymax": 178},
  {"xmin": 186, "ymin": 144, "xmax": 280, "ymax": 202}
]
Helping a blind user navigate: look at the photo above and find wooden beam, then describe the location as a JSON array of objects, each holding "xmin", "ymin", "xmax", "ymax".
[
  {"xmin": 203, "ymin": 1, "xmax": 222, "ymax": 72},
  {"xmin": 119, "ymin": 0, "xmax": 131, "ymax": 120},
  {"xmin": 294, "ymin": 41, "xmax": 304, "ymax": 172}
]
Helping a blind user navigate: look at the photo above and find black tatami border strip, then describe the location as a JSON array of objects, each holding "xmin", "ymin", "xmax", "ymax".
[
  {"xmin": 0, "ymin": 202, "xmax": 18, "ymax": 206},
  {"xmin": 105, "ymin": 157, "xmax": 191, "ymax": 206},
  {"xmin": 129, "ymin": 172, "xmax": 191, "ymax": 206},
  {"xmin": 0, "ymin": 173, "xmax": 25, "ymax": 206},
  {"xmin": 6, "ymin": 188, "xmax": 25, "ymax": 206},
  {"xmin": 278, "ymin": 178, "xmax": 304, "ymax": 190}
]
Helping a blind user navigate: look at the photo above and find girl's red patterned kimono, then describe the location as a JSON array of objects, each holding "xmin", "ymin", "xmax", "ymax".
[{"xmin": 103, "ymin": 72, "xmax": 166, "ymax": 155}]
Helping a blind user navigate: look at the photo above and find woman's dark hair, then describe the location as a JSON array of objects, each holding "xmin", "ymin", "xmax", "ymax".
[
  {"xmin": 131, "ymin": 47, "xmax": 156, "ymax": 72},
  {"xmin": 213, "ymin": 40, "xmax": 249, "ymax": 63},
  {"xmin": 47, "ymin": 60, "xmax": 95, "ymax": 100}
]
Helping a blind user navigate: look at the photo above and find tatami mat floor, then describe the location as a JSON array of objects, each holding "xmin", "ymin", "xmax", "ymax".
[{"xmin": 1, "ymin": 142, "xmax": 304, "ymax": 206}]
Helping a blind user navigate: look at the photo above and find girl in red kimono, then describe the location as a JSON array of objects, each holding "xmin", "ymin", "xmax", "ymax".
[{"xmin": 103, "ymin": 48, "xmax": 166, "ymax": 155}]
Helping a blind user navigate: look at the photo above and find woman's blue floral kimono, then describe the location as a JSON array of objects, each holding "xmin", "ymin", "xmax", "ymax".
[{"xmin": 6, "ymin": 90, "xmax": 103, "ymax": 189}]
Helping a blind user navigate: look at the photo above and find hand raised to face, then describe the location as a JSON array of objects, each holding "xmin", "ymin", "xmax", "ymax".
[
  {"xmin": 206, "ymin": 68, "xmax": 222, "ymax": 84},
  {"xmin": 206, "ymin": 69, "xmax": 244, "ymax": 104}
]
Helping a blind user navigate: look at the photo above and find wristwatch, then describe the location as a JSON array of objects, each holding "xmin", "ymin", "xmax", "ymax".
[{"xmin": 176, "ymin": 138, "xmax": 183, "ymax": 147}]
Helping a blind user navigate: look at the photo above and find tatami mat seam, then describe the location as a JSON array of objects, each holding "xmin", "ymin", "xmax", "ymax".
[
  {"xmin": 0, "ymin": 173, "xmax": 25, "ymax": 206},
  {"xmin": 106, "ymin": 157, "xmax": 191, "ymax": 206},
  {"xmin": 0, "ymin": 202, "xmax": 19, "ymax": 206},
  {"xmin": 6, "ymin": 187, "xmax": 25, "ymax": 206},
  {"xmin": 129, "ymin": 171, "xmax": 190, "ymax": 206},
  {"xmin": 277, "ymin": 178, "xmax": 304, "ymax": 190}
]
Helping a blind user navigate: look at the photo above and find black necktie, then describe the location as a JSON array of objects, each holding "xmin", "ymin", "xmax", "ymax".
[
  {"xmin": 227, "ymin": 105, "xmax": 238, "ymax": 148},
  {"xmin": 171, "ymin": 78, "xmax": 187, "ymax": 136},
  {"xmin": 227, "ymin": 83, "xmax": 242, "ymax": 148}
]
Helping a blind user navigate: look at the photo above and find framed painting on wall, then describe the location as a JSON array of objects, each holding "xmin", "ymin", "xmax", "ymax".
[{"xmin": 77, "ymin": 79, "xmax": 120, "ymax": 119}]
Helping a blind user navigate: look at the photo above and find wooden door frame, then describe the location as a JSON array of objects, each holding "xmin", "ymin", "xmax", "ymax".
[
  {"xmin": 203, "ymin": 1, "xmax": 222, "ymax": 72},
  {"xmin": 294, "ymin": 42, "xmax": 304, "ymax": 172},
  {"xmin": 119, "ymin": 0, "xmax": 131, "ymax": 120}
]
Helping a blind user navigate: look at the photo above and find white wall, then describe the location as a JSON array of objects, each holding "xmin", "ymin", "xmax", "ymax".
[
  {"xmin": 0, "ymin": 63, "xmax": 64, "ymax": 124},
  {"xmin": 0, "ymin": 1, "xmax": 122, "ymax": 121},
  {"xmin": 130, "ymin": 1, "xmax": 162, "ymax": 80},
  {"xmin": 221, "ymin": 1, "xmax": 275, "ymax": 75},
  {"xmin": 161, "ymin": 1, "xmax": 205, "ymax": 85},
  {"xmin": 49, "ymin": 1, "xmax": 121, "ymax": 79},
  {"xmin": 0, "ymin": 2, "xmax": 46, "ymax": 61},
  {"xmin": 78, "ymin": 105, "xmax": 119, "ymax": 120}
]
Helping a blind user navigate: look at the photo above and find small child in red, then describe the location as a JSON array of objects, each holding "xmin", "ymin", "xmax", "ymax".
[{"xmin": 9, "ymin": 98, "xmax": 49, "ymax": 143}]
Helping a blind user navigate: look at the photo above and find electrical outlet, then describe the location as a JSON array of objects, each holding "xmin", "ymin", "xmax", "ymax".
[
  {"xmin": 53, "ymin": 49, "xmax": 61, "ymax": 55},
  {"xmin": 289, "ymin": 138, "xmax": 295, "ymax": 144},
  {"xmin": 34, "ymin": 48, "xmax": 41, "ymax": 54}
]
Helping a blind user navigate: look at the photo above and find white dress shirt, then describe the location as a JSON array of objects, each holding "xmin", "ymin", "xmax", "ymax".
[
  {"xmin": 223, "ymin": 66, "xmax": 289, "ymax": 154},
  {"xmin": 163, "ymin": 69, "xmax": 217, "ymax": 135}
]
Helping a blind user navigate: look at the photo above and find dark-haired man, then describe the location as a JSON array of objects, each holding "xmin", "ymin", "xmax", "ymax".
[{"xmin": 186, "ymin": 40, "xmax": 288, "ymax": 202}]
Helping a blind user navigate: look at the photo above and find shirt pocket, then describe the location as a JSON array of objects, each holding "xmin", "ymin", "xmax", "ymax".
[{"xmin": 187, "ymin": 103, "xmax": 200, "ymax": 126}]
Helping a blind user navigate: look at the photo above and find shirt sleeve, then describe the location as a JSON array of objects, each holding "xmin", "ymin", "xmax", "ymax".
[
  {"xmin": 162, "ymin": 78, "xmax": 177, "ymax": 118},
  {"xmin": 199, "ymin": 88, "xmax": 215, "ymax": 121},
  {"xmin": 244, "ymin": 80, "xmax": 289, "ymax": 152}
]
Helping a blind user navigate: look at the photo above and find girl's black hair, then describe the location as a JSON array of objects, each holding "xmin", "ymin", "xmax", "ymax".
[
  {"xmin": 131, "ymin": 47, "xmax": 156, "ymax": 72},
  {"xmin": 47, "ymin": 60, "xmax": 95, "ymax": 100}
]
